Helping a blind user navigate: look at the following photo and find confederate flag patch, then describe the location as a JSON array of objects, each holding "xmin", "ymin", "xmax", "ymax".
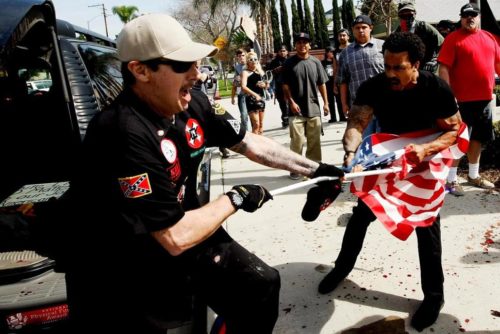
[{"xmin": 118, "ymin": 173, "xmax": 152, "ymax": 198}]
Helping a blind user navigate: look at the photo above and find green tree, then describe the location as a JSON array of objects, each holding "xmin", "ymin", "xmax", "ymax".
[
  {"xmin": 270, "ymin": 0, "xmax": 282, "ymax": 52},
  {"xmin": 345, "ymin": 0, "xmax": 356, "ymax": 32},
  {"xmin": 360, "ymin": 0, "xmax": 398, "ymax": 34},
  {"xmin": 304, "ymin": 0, "xmax": 315, "ymax": 46},
  {"xmin": 332, "ymin": 0, "xmax": 342, "ymax": 46},
  {"xmin": 341, "ymin": 0, "xmax": 349, "ymax": 32},
  {"xmin": 314, "ymin": 0, "xmax": 330, "ymax": 48},
  {"xmin": 297, "ymin": 0, "xmax": 305, "ymax": 31},
  {"xmin": 291, "ymin": 0, "xmax": 301, "ymax": 39},
  {"xmin": 111, "ymin": 5, "xmax": 139, "ymax": 24},
  {"xmin": 280, "ymin": 0, "xmax": 292, "ymax": 50},
  {"xmin": 194, "ymin": 0, "xmax": 274, "ymax": 55}
]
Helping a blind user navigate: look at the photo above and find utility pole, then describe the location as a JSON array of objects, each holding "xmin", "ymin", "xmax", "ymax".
[{"xmin": 89, "ymin": 3, "xmax": 109, "ymax": 37}]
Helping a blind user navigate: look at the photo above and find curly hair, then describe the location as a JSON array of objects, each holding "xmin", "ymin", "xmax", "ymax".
[{"xmin": 382, "ymin": 32, "xmax": 425, "ymax": 65}]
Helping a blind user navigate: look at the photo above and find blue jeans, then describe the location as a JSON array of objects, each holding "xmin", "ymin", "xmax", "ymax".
[{"xmin": 238, "ymin": 94, "xmax": 249, "ymax": 132}]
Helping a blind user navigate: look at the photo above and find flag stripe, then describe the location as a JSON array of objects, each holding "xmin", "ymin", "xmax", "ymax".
[{"xmin": 351, "ymin": 123, "xmax": 469, "ymax": 240}]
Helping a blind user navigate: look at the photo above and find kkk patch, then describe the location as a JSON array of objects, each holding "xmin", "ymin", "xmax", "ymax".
[
  {"xmin": 227, "ymin": 119, "xmax": 241, "ymax": 134},
  {"xmin": 118, "ymin": 173, "xmax": 152, "ymax": 199},
  {"xmin": 161, "ymin": 139, "xmax": 177, "ymax": 163},
  {"xmin": 185, "ymin": 118, "xmax": 205, "ymax": 149}
]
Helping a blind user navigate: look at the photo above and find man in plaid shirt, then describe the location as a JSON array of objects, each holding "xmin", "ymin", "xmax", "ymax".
[{"xmin": 336, "ymin": 15, "xmax": 384, "ymax": 136}]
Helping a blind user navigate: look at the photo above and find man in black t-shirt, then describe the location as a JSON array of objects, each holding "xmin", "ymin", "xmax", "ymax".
[
  {"xmin": 269, "ymin": 45, "xmax": 289, "ymax": 127},
  {"xmin": 318, "ymin": 32, "xmax": 462, "ymax": 332},
  {"xmin": 63, "ymin": 14, "xmax": 344, "ymax": 334},
  {"xmin": 282, "ymin": 32, "xmax": 329, "ymax": 179}
]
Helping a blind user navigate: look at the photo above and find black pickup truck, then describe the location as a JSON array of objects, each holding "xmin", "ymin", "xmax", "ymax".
[
  {"xmin": 0, "ymin": 1, "xmax": 213, "ymax": 333},
  {"xmin": 0, "ymin": 0, "xmax": 122, "ymax": 332}
]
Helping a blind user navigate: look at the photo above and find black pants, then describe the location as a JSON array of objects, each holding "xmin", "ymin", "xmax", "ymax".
[
  {"xmin": 66, "ymin": 228, "xmax": 280, "ymax": 334},
  {"xmin": 334, "ymin": 200, "xmax": 444, "ymax": 302},
  {"xmin": 326, "ymin": 81, "xmax": 337, "ymax": 122},
  {"xmin": 188, "ymin": 228, "xmax": 280, "ymax": 333},
  {"xmin": 334, "ymin": 87, "xmax": 347, "ymax": 121},
  {"xmin": 274, "ymin": 84, "xmax": 288, "ymax": 125}
]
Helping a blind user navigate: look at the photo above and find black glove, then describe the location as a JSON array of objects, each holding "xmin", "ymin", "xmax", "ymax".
[
  {"xmin": 313, "ymin": 162, "xmax": 345, "ymax": 179},
  {"xmin": 302, "ymin": 163, "xmax": 344, "ymax": 222},
  {"xmin": 301, "ymin": 180, "xmax": 342, "ymax": 222},
  {"xmin": 226, "ymin": 184, "xmax": 273, "ymax": 212}
]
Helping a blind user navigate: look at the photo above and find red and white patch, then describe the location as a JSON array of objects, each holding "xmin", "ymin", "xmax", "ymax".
[
  {"xmin": 166, "ymin": 160, "xmax": 182, "ymax": 182},
  {"xmin": 185, "ymin": 118, "xmax": 204, "ymax": 149},
  {"xmin": 118, "ymin": 173, "xmax": 152, "ymax": 198},
  {"xmin": 161, "ymin": 139, "xmax": 177, "ymax": 163}
]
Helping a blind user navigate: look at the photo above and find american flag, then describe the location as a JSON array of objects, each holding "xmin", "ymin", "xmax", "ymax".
[{"xmin": 348, "ymin": 123, "xmax": 469, "ymax": 241}]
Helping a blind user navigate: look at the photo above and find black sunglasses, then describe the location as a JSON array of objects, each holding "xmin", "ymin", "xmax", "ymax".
[
  {"xmin": 142, "ymin": 58, "xmax": 195, "ymax": 73},
  {"xmin": 461, "ymin": 12, "xmax": 479, "ymax": 18}
]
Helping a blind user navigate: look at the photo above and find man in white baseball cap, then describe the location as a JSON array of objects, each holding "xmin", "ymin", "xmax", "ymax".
[
  {"xmin": 64, "ymin": 13, "xmax": 344, "ymax": 334},
  {"xmin": 117, "ymin": 13, "xmax": 217, "ymax": 63}
]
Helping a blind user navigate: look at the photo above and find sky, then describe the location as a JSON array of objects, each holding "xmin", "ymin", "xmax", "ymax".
[{"xmin": 51, "ymin": 0, "xmax": 338, "ymax": 39}]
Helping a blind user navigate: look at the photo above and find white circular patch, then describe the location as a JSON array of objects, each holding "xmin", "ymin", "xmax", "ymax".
[{"xmin": 161, "ymin": 139, "xmax": 177, "ymax": 163}]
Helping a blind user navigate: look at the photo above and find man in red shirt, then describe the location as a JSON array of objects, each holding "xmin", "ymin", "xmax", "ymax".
[{"xmin": 438, "ymin": 2, "xmax": 500, "ymax": 196}]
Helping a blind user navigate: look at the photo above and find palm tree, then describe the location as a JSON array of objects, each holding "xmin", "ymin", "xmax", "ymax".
[{"xmin": 112, "ymin": 5, "xmax": 139, "ymax": 24}]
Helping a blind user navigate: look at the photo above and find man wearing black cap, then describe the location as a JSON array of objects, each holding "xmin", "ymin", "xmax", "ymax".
[
  {"xmin": 323, "ymin": 46, "xmax": 338, "ymax": 123},
  {"xmin": 62, "ymin": 14, "xmax": 344, "ymax": 334},
  {"xmin": 396, "ymin": 1, "xmax": 443, "ymax": 70},
  {"xmin": 269, "ymin": 45, "xmax": 290, "ymax": 127},
  {"xmin": 439, "ymin": 2, "xmax": 500, "ymax": 195},
  {"xmin": 436, "ymin": 19, "xmax": 456, "ymax": 38},
  {"xmin": 282, "ymin": 32, "xmax": 330, "ymax": 179},
  {"xmin": 336, "ymin": 15, "xmax": 384, "ymax": 135}
]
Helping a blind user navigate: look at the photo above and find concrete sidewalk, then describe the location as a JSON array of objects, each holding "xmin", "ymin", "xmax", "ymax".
[{"xmin": 209, "ymin": 97, "xmax": 500, "ymax": 334}]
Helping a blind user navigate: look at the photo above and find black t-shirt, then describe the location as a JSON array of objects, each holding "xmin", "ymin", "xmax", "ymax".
[
  {"xmin": 282, "ymin": 55, "xmax": 328, "ymax": 117},
  {"xmin": 269, "ymin": 55, "xmax": 287, "ymax": 84},
  {"xmin": 72, "ymin": 89, "xmax": 245, "ymax": 235},
  {"xmin": 66, "ymin": 88, "xmax": 246, "ymax": 323},
  {"xmin": 354, "ymin": 70, "xmax": 458, "ymax": 134}
]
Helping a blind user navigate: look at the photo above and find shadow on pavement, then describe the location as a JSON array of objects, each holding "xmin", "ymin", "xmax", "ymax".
[{"xmin": 273, "ymin": 262, "xmax": 500, "ymax": 333}]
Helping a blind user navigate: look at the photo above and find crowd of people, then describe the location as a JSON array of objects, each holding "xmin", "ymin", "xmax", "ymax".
[{"xmin": 59, "ymin": 1, "xmax": 499, "ymax": 333}]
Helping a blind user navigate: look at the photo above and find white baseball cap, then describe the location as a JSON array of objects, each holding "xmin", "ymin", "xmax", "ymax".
[{"xmin": 117, "ymin": 13, "xmax": 218, "ymax": 62}]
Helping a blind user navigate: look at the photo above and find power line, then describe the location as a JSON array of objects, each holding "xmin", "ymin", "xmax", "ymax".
[{"xmin": 88, "ymin": 3, "xmax": 109, "ymax": 37}]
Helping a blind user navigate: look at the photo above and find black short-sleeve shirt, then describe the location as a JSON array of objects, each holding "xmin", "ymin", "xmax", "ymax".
[
  {"xmin": 282, "ymin": 55, "xmax": 328, "ymax": 117},
  {"xmin": 71, "ymin": 89, "xmax": 245, "ymax": 236},
  {"xmin": 354, "ymin": 70, "xmax": 458, "ymax": 134}
]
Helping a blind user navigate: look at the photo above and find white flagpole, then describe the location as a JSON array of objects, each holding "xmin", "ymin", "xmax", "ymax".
[{"xmin": 269, "ymin": 167, "xmax": 402, "ymax": 196}]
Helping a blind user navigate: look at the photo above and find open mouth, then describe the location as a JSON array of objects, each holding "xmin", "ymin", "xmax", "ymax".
[{"xmin": 180, "ymin": 87, "xmax": 191, "ymax": 106}]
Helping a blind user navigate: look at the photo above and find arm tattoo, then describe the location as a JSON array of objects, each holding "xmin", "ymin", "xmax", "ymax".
[
  {"xmin": 231, "ymin": 132, "xmax": 318, "ymax": 176},
  {"xmin": 342, "ymin": 104, "xmax": 373, "ymax": 153},
  {"xmin": 230, "ymin": 140, "xmax": 248, "ymax": 155}
]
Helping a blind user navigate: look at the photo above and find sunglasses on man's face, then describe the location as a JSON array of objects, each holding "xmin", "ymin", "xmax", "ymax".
[
  {"xmin": 144, "ymin": 58, "xmax": 195, "ymax": 73},
  {"xmin": 461, "ymin": 12, "xmax": 479, "ymax": 18},
  {"xmin": 399, "ymin": 14, "xmax": 414, "ymax": 20}
]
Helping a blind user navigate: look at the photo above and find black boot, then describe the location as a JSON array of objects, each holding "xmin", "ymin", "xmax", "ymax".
[
  {"xmin": 318, "ymin": 268, "xmax": 347, "ymax": 294},
  {"xmin": 410, "ymin": 298, "xmax": 444, "ymax": 332}
]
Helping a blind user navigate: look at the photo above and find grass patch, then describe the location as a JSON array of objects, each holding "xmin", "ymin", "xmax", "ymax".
[{"xmin": 217, "ymin": 78, "xmax": 232, "ymax": 98}]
